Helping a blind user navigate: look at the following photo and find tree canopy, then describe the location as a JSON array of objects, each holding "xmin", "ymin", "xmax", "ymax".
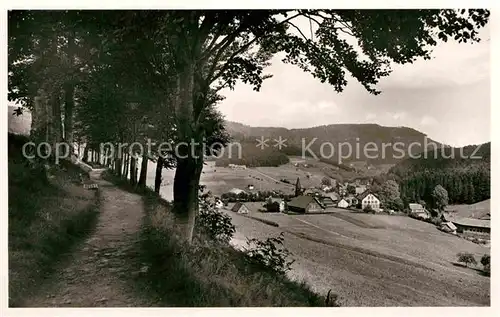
[{"xmin": 8, "ymin": 9, "xmax": 490, "ymax": 242}]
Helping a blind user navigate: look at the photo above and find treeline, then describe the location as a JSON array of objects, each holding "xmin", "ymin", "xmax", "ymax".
[
  {"xmin": 388, "ymin": 143, "xmax": 491, "ymax": 205},
  {"xmin": 398, "ymin": 167, "xmax": 490, "ymax": 205},
  {"xmin": 215, "ymin": 142, "xmax": 289, "ymax": 167},
  {"xmin": 220, "ymin": 190, "xmax": 294, "ymax": 202},
  {"xmin": 390, "ymin": 143, "xmax": 490, "ymax": 174}
]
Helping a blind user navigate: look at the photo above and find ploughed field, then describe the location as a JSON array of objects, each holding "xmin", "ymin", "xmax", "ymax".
[{"xmin": 225, "ymin": 204, "xmax": 490, "ymax": 307}]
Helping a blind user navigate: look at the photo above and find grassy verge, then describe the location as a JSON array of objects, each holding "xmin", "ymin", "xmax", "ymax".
[{"xmin": 8, "ymin": 134, "xmax": 100, "ymax": 307}]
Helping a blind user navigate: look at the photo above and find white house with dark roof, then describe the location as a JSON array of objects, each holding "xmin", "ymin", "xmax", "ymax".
[
  {"xmin": 337, "ymin": 198, "xmax": 349, "ymax": 209},
  {"xmin": 229, "ymin": 188, "xmax": 246, "ymax": 195},
  {"xmin": 231, "ymin": 202, "xmax": 250, "ymax": 214},
  {"xmin": 357, "ymin": 192, "xmax": 380, "ymax": 211},
  {"xmin": 409, "ymin": 203, "xmax": 430, "ymax": 219}
]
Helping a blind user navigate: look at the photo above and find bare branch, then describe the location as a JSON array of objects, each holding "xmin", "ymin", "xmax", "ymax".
[{"xmin": 286, "ymin": 21, "xmax": 310, "ymax": 42}]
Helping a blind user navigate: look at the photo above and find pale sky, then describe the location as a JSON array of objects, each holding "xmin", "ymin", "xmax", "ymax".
[{"xmin": 218, "ymin": 22, "xmax": 490, "ymax": 147}]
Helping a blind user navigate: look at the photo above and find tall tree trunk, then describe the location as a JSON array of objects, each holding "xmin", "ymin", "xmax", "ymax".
[
  {"xmin": 63, "ymin": 82, "xmax": 75, "ymax": 153},
  {"xmin": 63, "ymin": 30, "xmax": 76, "ymax": 155},
  {"xmin": 115, "ymin": 150, "xmax": 122, "ymax": 177},
  {"xmin": 104, "ymin": 148, "xmax": 110, "ymax": 167},
  {"xmin": 173, "ymin": 155, "xmax": 203, "ymax": 244},
  {"xmin": 122, "ymin": 153, "xmax": 126, "ymax": 177},
  {"xmin": 82, "ymin": 144, "xmax": 90, "ymax": 163},
  {"xmin": 154, "ymin": 156, "xmax": 164, "ymax": 194},
  {"xmin": 50, "ymin": 91, "xmax": 63, "ymax": 163},
  {"xmin": 138, "ymin": 154, "xmax": 148, "ymax": 187},
  {"xmin": 130, "ymin": 155, "xmax": 137, "ymax": 186},
  {"xmin": 123, "ymin": 153, "xmax": 129, "ymax": 179},
  {"xmin": 172, "ymin": 61, "xmax": 201, "ymax": 243}
]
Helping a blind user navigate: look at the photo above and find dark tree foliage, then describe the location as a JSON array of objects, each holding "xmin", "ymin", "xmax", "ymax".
[
  {"xmin": 390, "ymin": 143, "xmax": 490, "ymax": 205},
  {"xmin": 9, "ymin": 9, "xmax": 490, "ymax": 243},
  {"xmin": 215, "ymin": 142, "xmax": 290, "ymax": 167}
]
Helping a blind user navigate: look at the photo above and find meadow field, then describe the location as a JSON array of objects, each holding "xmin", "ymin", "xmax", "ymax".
[
  {"xmin": 445, "ymin": 199, "xmax": 491, "ymax": 220},
  {"xmin": 145, "ymin": 160, "xmax": 332, "ymax": 200},
  {"xmin": 224, "ymin": 203, "xmax": 490, "ymax": 306},
  {"xmin": 143, "ymin": 159, "xmax": 490, "ymax": 306}
]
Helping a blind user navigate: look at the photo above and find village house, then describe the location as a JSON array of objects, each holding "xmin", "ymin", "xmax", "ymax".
[
  {"xmin": 231, "ymin": 202, "xmax": 250, "ymax": 214},
  {"xmin": 229, "ymin": 188, "xmax": 246, "ymax": 195},
  {"xmin": 409, "ymin": 203, "xmax": 431, "ymax": 219},
  {"xmin": 265, "ymin": 197, "xmax": 285, "ymax": 213},
  {"xmin": 215, "ymin": 199, "xmax": 224, "ymax": 209},
  {"xmin": 337, "ymin": 184, "xmax": 347, "ymax": 197},
  {"xmin": 322, "ymin": 185, "xmax": 332, "ymax": 192},
  {"xmin": 440, "ymin": 221, "xmax": 457, "ymax": 234},
  {"xmin": 325, "ymin": 192, "xmax": 339, "ymax": 202},
  {"xmin": 355, "ymin": 185, "xmax": 367, "ymax": 195},
  {"xmin": 317, "ymin": 196, "xmax": 336, "ymax": 208},
  {"xmin": 358, "ymin": 192, "xmax": 381, "ymax": 211},
  {"xmin": 337, "ymin": 198, "xmax": 349, "ymax": 209},
  {"xmin": 287, "ymin": 195, "xmax": 324, "ymax": 213},
  {"xmin": 452, "ymin": 218, "xmax": 491, "ymax": 236},
  {"xmin": 303, "ymin": 188, "xmax": 323, "ymax": 196}
]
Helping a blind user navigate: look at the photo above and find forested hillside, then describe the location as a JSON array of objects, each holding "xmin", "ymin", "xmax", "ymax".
[
  {"xmin": 215, "ymin": 141, "xmax": 290, "ymax": 167},
  {"xmin": 224, "ymin": 121, "xmax": 442, "ymax": 165},
  {"xmin": 389, "ymin": 143, "xmax": 490, "ymax": 205}
]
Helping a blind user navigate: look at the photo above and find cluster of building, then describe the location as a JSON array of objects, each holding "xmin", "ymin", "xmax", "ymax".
[
  {"xmin": 408, "ymin": 203, "xmax": 491, "ymax": 238},
  {"xmin": 222, "ymin": 176, "xmax": 385, "ymax": 214}
]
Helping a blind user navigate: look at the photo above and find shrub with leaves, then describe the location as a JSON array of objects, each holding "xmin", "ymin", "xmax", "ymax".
[
  {"xmin": 244, "ymin": 232, "xmax": 295, "ymax": 275},
  {"xmin": 196, "ymin": 188, "xmax": 235, "ymax": 244},
  {"xmin": 480, "ymin": 254, "xmax": 490, "ymax": 275},
  {"xmin": 480, "ymin": 254, "xmax": 490, "ymax": 266},
  {"xmin": 457, "ymin": 252, "xmax": 477, "ymax": 267},
  {"xmin": 363, "ymin": 205, "xmax": 375, "ymax": 214}
]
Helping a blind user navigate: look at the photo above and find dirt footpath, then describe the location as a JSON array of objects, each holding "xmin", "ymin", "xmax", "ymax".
[{"xmin": 21, "ymin": 171, "xmax": 155, "ymax": 307}]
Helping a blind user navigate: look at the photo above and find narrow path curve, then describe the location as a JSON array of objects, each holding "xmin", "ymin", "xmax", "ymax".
[{"xmin": 22, "ymin": 169, "xmax": 154, "ymax": 307}]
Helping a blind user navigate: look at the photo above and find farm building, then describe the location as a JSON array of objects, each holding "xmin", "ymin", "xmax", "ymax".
[
  {"xmin": 355, "ymin": 185, "xmax": 367, "ymax": 195},
  {"xmin": 325, "ymin": 192, "xmax": 339, "ymax": 201},
  {"xmin": 409, "ymin": 203, "xmax": 431, "ymax": 219},
  {"xmin": 287, "ymin": 195, "xmax": 324, "ymax": 213},
  {"xmin": 318, "ymin": 196, "xmax": 336, "ymax": 208},
  {"xmin": 337, "ymin": 199, "xmax": 349, "ymax": 208},
  {"xmin": 303, "ymin": 188, "xmax": 323, "ymax": 196},
  {"xmin": 357, "ymin": 192, "xmax": 380, "ymax": 211},
  {"xmin": 229, "ymin": 188, "xmax": 246, "ymax": 195},
  {"xmin": 265, "ymin": 198, "xmax": 285, "ymax": 213},
  {"xmin": 247, "ymin": 184, "xmax": 255, "ymax": 190},
  {"xmin": 440, "ymin": 222, "xmax": 457, "ymax": 234},
  {"xmin": 452, "ymin": 218, "xmax": 490, "ymax": 235},
  {"xmin": 215, "ymin": 199, "xmax": 224, "ymax": 209},
  {"xmin": 322, "ymin": 185, "xmax": 332, "ymax": 192},
  {"xmin": 231, "ymin": 202, "xmax": 250, "ymax": 214}
]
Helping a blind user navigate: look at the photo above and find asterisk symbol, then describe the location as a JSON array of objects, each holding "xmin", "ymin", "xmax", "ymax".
[
  {"xmin": 273, "ymin": 136, "xmax": 287, "ymax": 150},
  {"xmin": 255, "ymin": 136, "xmax": 269, "ymax": 150}
]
